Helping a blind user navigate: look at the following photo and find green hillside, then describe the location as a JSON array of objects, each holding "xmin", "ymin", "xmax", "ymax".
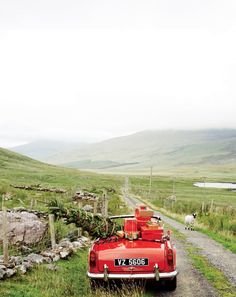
[{"xmin": 0, "ymin": 147, "xmax": 124, "ymax": 211}]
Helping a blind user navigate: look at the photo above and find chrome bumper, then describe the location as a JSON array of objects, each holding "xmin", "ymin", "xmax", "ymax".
[{"xmin": 87, "ymin": 270, "xmax": 178, "ymax": 280}]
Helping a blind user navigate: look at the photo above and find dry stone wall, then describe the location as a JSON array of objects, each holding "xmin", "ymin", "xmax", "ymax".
[
  {"xmin": 0, "ymin": 210, "xmax": 47, "ymax": 245},
  {"xmin": 0, "ymin": 236, "xmax": 90, "ymax": 280}
]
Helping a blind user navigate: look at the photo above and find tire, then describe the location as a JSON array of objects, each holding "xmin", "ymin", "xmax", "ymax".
[{"xmin": 166, "ymin": 276, "xmax": 177, "ymax": 291}]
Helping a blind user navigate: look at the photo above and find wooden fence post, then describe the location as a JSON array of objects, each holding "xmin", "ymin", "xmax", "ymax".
[
  {"xmin": 210, "ymin": 199, "xmax": 214, "ymax": 213},
  {"xmin": 93, "ymin": 200, "xmax": 98, "ymax": 215},
  {"xmin": 125, "ymin": 177, "xmax": 129, "ymax": 195},
  {"xmin": 78, "ymin": 227, "xmax": 83, "ymax": 237},
  {"xmin": 104, "ymin": 193, "xmax": 108, "ymax": 218},
  {"xmin": 1, "ymin": 194, "xmax": 5, "ymax": 210},
  {"xmin": 2, "ymin": 207, "xmax": 9, "ymax": 266},
  {"xmin": 30, "ymin": 199, "xmax": 34, "ymax": 209},
  {"xmin": 48, "ymin": 214, "xmax": 56, "ymax": 249},
  {"xmin": 201, "ymin": 201, "xmax": 205, "ymax": 213},
  {"xmin": 148, "ymin": 166, "xmax": 153, "ymax": 198}
]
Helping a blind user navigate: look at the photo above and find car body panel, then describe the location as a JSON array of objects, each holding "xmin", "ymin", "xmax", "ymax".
[{"xmin": 88, "ymin": 205, "xmax": 177, "ymax": 282}]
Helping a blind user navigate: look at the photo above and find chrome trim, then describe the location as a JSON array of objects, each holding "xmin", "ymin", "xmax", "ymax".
[
  {"xmin": 109, "ymin": 214, "xmax": 161, "ymax": 220},
  {"xmin": 87, "ymin": 270, "xmax": 178, "ymax": 280},
  {"xmin": 104, "ymin": 264, "xmax": 108, "ymax": 282},
  {"xmin": 154, "ymin": 263, "xmax": 159, "ymax": 281}
]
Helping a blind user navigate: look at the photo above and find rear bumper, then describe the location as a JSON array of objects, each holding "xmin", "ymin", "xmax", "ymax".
[{"xmin": 87, "ymin": 270, "xmax": 178, "ymax": 280}]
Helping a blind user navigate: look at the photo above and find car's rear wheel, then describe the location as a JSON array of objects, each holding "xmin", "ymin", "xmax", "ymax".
[{"xmin": 166, "ymin": 276, "xmax": 177, "ymax": 291}]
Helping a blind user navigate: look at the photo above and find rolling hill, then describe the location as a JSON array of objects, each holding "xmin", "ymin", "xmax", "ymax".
[
  {"xmin": 0, "ymin": 146, "xmax": 124, "ymax": 199},
  {"xmin": 12, "ymin": 140, "xmax": 82, "ymax": 161},
  {"xmin": 10, "ymin": 129, "xmax": 236, "ymax": 173},
  {"xmin": 0, "ymin": 146, "xmax": 70, "ymax": 191},
  {"xmin": 0, "ymin": 146, "xmax": 47, "ymax": 171}
]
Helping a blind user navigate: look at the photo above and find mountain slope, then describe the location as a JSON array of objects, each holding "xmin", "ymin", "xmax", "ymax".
[
  {"xmin": 9, "ymin": 129, "xmax": 236, "ymax": 172},
  {"xmin": 0, "ymin": 146, "xmax": 74, "ymax": 191},
  {"xmin": 12, "ymin": 140, "xmax": 82, "ymax": 161},
  {"xmin": 39, "ymin": 129, "xmax": 236, "ymax": 171}
]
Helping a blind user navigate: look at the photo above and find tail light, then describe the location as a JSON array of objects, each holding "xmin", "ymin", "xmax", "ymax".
[
  {"xmin": 89, "ymin": 251, "xmax": 96, "ymax": 267},
  {"xmin": 167, "ymin": 249, "xmax": 174, "ymax": 265}
]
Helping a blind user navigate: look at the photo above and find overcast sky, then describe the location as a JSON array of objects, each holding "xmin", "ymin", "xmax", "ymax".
[{"xmin": 0, "ymin": 0, "xmax": 236, "ymax": 147}]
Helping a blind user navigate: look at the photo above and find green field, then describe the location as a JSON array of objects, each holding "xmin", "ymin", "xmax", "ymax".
[
  {"xmin": 0, "ymin": 147, "xmax": 125, "ymax": 211},
  {"xmin": 129, "ymin": 175, "xmax": 236, "ymax": 207}
]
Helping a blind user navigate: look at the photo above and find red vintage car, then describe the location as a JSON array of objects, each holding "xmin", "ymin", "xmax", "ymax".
[{"xmin": 87, "ymin": 205, "xmax": 178, "ymax": 290}]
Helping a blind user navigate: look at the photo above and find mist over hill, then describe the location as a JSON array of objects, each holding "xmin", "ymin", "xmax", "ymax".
[
  {"xmin": 12, "ymin": 140, "xmax": 82, "ymax": 161},
  {"xmin": 10, "ymin": 129, "xmax": 236, "ymax": 173}
]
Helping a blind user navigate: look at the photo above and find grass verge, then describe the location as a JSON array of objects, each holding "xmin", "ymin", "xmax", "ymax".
[
  {"xmin": 135, "ymin": 195, "xmax": 236, "ymax": 254},
  {"xmin": 169, "ymin": 225, "xmax": 236, "ymax": 297},
  {"xmin": 187, "ymin": 245, "xmax": 236, "ymax": 297}
]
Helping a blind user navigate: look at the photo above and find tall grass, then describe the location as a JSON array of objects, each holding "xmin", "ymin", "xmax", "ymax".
[
  {"xmin": 151, "ymin": 198, "xmax": 236, "ymax": 236},
  {"xmin": 129, "ymin": 175, "xmax": 236, "ymax": 252}
]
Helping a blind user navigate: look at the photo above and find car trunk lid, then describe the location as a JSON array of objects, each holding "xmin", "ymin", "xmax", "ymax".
[{"xmin": 97, "ymin": 239, "xmax": 165, "ymax": 273}]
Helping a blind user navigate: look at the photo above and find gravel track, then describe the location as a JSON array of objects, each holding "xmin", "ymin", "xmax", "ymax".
[
  {"xmin": 123, "ymin": 195, "xmax": 236, "ymax": 296},
  {"xmin": 144, "ymin": 238, "xmax": 218, "ymax": 297}
]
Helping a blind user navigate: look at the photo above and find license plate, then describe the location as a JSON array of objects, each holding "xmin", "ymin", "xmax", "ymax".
[{"xmin": 115, "ymin": 258, "xmax": 148, "ymax": 266}]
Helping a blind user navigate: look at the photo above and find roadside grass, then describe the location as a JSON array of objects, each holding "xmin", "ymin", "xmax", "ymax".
[
  {"xmin": 0, "ymin": 250, "xmax": 90, "ymax": 297},
  {"xmin": 187, "ymin": 246, "xmax": 236, "ymax": 297},
  {"xmin": 93, "ymin": 285, "xmax": 145, "ymax": 297},
  {"xmin": 156, "ymin": 206, "xmax": 236, "ymax": 255},
  {"xmin": 197, "ymin": 228, "xmax": 236, "ymax": 255},
  {"xmin": 167, "ymin": 224, "xmax": 236, "ymax": 297},
  {"xmin": 129, "ymin": 175, "xmax": 236, "ymax": 253},
  {"xmin": 0, "ymin": 246, "xmax": 145, "ymax": 297},
  {"xmin": 133, "ymin": 194, "xmax": 236, "ymax": 254},
  {"xmin": 162, "ymin": 207, "xmax": 236, "ymax": 255}
]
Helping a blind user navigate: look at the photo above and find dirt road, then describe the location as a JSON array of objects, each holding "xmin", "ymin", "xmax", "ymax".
[
  {"xmin": 123, "ymin": 195, "xmax": 236, "ymax": 296},
  {"xmin": 145, "ymin": 239, "xmax": 217, "ymax": 297}
]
